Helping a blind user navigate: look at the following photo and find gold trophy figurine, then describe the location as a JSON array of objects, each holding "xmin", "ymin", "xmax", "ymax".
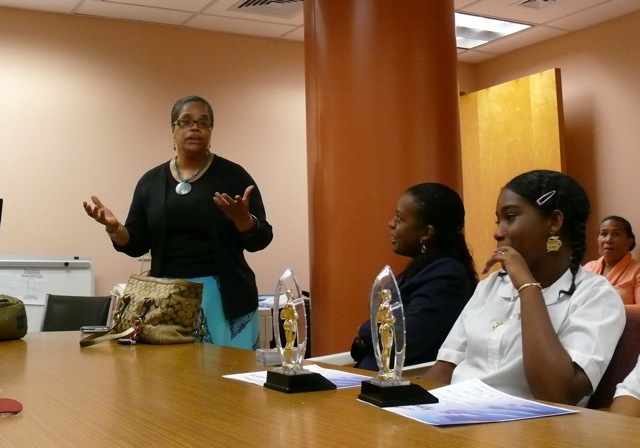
[
  {"xmin": 358, "ymin": 265, "xmax": 438, "ymax": 407},
  {"xmin": 280, "ymin": 289, "xmax": 299, "ymax": 369},
  {"xmin": 376, "ymin": 288, "xmax": 396, "ymax": 380},
  {"xmin": 264, "ymin": 267, "xmax": 336, "ymax": 393}
]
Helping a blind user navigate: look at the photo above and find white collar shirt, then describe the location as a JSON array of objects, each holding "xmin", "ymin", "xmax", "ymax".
[
  {"xmin": 614, "ymin": 354, "xmax": 640, "ymax": 400},
  {"xmin": 437, "ymin": 266, "xmax": 625, "ymax": 406}
]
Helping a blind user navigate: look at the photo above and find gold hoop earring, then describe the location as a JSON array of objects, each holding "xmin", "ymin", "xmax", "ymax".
[{"xmin": 546, "ymin": 236, "xmax": 562, "ymax": 252}]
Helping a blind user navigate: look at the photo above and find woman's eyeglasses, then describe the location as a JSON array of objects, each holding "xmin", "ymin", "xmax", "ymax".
[{"xmin": 172, "ymin": 118, "xmax": 213, "ymax": 129}]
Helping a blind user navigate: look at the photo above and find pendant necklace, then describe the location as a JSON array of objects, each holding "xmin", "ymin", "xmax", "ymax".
[
  {"xmin": 491, "ymin": 291, "xmax": 520, "ymax": 331},
  {"xmin": 174, "ymin": 151, "xmax": 211, "ymax": 195}
]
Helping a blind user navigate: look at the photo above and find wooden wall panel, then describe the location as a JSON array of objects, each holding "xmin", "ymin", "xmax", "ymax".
[{"xmin": 460, "ymin": 68, "xmax": 565, "ymax": 275}]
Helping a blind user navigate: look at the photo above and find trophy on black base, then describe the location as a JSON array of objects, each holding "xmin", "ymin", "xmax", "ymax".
[
  {"xmin": 263, "ymin": 267, "xmax": 336, "ymax": 393},
  {"xmin": 358, "ymin": 265, "xmax": 438, "ymax": 407}
]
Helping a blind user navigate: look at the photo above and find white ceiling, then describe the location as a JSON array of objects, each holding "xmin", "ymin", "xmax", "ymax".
[{"xmin": 1, "ymin": 0, "xmax": 639, "ymax": 63}]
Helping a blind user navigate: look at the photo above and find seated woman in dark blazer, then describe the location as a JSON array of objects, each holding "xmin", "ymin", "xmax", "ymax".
[{"xmin": 350, "ymin": 183, "xmax": 478, "ymax": 371}]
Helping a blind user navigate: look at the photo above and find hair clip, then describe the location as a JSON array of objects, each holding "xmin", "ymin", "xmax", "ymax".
[{"xmin": 536, "ymin": 190, "xmax": 556, "ymax": 206}]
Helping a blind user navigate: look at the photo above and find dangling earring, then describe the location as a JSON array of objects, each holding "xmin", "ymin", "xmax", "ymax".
[
  {"xmin": 420, "ymin": 238, "xmax": 427, "ymax": 254},
  {"xmin": 546, "ymin": 235, "xmax": 562, "ymax": 252},
  {"xmin": 173, "ymin": 140, "xmax": 177, "ymax": 151}
]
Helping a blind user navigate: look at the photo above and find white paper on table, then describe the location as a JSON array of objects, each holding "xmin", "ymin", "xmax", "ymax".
[
  {"xmin": 223, "ymin": 363, "xmax": 371, "ymax": 389},
  {"xmin": 379, "ymin": 378, "xmax": 577, "ymax": 426}
]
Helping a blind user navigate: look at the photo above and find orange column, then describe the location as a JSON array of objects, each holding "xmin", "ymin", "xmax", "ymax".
[{"xmin": 304, "ymin": 0, "xmax": 460, "ymax": 355}]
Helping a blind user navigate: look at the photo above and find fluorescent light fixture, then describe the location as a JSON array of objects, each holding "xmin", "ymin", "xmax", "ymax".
[{"xmin": 455, "ymin": 12, "xmax": 530, "ymax": 50}]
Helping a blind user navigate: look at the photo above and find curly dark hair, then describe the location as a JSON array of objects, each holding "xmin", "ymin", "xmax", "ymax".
[
  {"xmin": 402, "ymin": 183, "xmax": 478, "ymax": 290},
  {"xmin": 170, "ymin": 95, "xmax": 214, "ymax": 126},
  {"xmin": 504, "ymin": 170, "xmax": 590, "ymax": 296}
]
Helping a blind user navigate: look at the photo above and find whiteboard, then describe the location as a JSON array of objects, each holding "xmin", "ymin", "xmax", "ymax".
[{"xmin": 0, "ymin": 256, "xmax": 95, "ymax": 332}]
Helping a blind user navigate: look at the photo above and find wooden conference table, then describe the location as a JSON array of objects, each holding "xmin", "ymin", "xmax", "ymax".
[{"xmin": 1, "ymin": 332, "xmax": 639, "ymax": 447}]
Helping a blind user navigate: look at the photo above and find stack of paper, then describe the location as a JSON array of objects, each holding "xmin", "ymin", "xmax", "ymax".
[
  {"xmin": 257, "ymin": 294, "xmax": 289, "ymax": 309},
  {"xmin": 256, "ymin": 348, "xmax": 281, "ymax": 367}
]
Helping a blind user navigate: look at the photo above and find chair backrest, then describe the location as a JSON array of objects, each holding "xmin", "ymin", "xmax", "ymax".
[
  {"xmin": 587, "ymin": 306, "xmax": 640, "ymax": 409},
  {"xmin": 40, "ymin": 294, "xmax": 112, "ymax": 332}
]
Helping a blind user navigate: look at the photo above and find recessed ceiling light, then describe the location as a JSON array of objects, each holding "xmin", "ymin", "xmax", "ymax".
[{"xmin": 455, "ymin": 12, "xmax": 530, "ymax": 50}]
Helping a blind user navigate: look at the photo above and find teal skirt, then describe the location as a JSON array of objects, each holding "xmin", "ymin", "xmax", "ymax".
[{"xmin": 186, "ymin": 276, "xmax": 259, "ymax": 350}]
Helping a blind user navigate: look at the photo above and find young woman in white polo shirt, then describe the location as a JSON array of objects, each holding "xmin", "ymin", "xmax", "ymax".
[{"xmin": 423, "ymin": 169, "xmax": 625, "ymax": 407}]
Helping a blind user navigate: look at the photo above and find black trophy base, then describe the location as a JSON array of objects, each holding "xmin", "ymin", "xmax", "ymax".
[
  {"xmin": 358, "ymin": 379, "xmax": 439, "ymax": 407},
  {"xmin": 264, "ymin": 369, "xmax": 337, "ymax": 394}
]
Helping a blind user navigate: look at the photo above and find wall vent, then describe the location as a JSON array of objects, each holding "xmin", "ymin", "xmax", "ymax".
[
  {"xmin": 233, "ymin": 0, "xmax": 303, "ymax": 19},
  {"xmin": 518, "ymin": 0, "xmax": 560, "ymax": 9},
  {"xmin": 238, "ymin": 0, "xmax": 302, "ymax": 7}
]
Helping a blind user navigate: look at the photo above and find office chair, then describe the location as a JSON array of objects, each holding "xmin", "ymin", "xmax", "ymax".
[
  {"xmin": 587, "ymin": 306, "xmax": 640, "ymax": 409},
  {"xmin": 40, "ymin": 294, "xmax": 112, "ymax": 332}
]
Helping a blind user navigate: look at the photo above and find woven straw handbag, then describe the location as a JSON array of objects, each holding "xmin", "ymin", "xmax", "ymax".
[{"xmin": 80, "ymin": 275, "xmax": 203, "ymax": 347}]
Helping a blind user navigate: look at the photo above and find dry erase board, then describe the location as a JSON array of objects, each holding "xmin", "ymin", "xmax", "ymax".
[{"xmin": 0, "ymin": 256, "xmax": 94, "ymax": 332}]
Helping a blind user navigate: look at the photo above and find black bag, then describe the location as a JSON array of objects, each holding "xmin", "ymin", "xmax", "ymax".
[{"xmin": 0, "ymin": 294, "xmax": 28, "ymax": 340}]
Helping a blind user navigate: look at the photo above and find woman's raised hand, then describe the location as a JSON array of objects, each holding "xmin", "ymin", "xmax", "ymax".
[
  {"xmin": 83, "ymin": 195, "xmax": 119, "ymax": 230},
  {"xmin": 213, "ymin": 185, "xmax": 255, "ymax": 232}
]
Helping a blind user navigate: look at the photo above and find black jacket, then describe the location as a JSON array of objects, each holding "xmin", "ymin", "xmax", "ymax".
[
  {"xmin": 351, "ymin": 257, "xmax": 473, "ymax": 371},
  {"xmin": 115, "ymin": 155, "xmax": 273, "ymax": 320}
]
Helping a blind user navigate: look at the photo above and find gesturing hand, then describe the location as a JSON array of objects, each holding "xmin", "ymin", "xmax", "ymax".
[
  {"xmin": 82, "ymin": 195, "xmax": 119, "ymax": 230},
  {"xmin": 213, "ymin": 185, "xmax": 255, "ymax": 232}
]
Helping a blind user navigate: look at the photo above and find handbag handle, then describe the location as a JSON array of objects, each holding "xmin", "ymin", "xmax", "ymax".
[
  {"xmin": 79, "ymin": 326, "xmax": 135, "ymax": 347},
  {"xmin": 79, "ymin": 294, "xmax": 137, "ymax": 348}
]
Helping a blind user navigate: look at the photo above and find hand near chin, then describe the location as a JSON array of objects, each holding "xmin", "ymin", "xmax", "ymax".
[{"xmin": 482, "ymin": 246, "xmax": 534, "ymax": 287}]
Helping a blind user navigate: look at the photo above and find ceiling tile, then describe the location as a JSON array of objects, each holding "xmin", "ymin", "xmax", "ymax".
[
  {"xmin": 547, "ymin": 0, "xmax": 640, "ymax": 30},
  {"xmin": 454, "ymin": 0, "xmax": 480, "ymax": 8},
  {"xmin": 472, "ymin": 24, "xmax": 568, "ymax": 54},
  {"xmin": 75, "ymin": 1, "xmax": 193, "ymax": 25},
  {"xmin": 187, "ymin": 14, "xmax": 299, "ymax": 39},
  {"xmin": 0, "ymin": 0, "xmax": 80, "ymax": 13},
  {"xmin": 460, "ymin": 0, "xmax": 610, "ymax": 26},
  {"xmin": 102, "ymin": 0, "xmax": 212, "ymax": 12},
  {"xmin": 203, "ymin": 0, "xmax": 303, "ymax": 26}
]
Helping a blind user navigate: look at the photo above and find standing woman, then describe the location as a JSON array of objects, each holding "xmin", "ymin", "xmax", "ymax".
[
  {"xmin": 350, "ymin": 183, "xmax": 478, "ymax": 371},
  {"xmin": 583, "ymin": 216, "xmax": 640, "ymax": 306},
  {"xmin": 423, "ymin": 170, "xmax": 625, "ymax": 406},
  {"xmin": 83, "ymin": 95, "xmax": 273, "ymax": 349}
]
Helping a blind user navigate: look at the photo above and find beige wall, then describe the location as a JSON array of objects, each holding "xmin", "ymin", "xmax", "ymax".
[
  {"xmin": 0, "ymin": 8, "xmax": 308, "ymax": 295},
  {"xmin": 457, "ymin": 11, "xmax": 640, "ymax": 263},
  {"xmin": 2, "ymin": 6, "xmax": 640, "ymax": 306}
]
